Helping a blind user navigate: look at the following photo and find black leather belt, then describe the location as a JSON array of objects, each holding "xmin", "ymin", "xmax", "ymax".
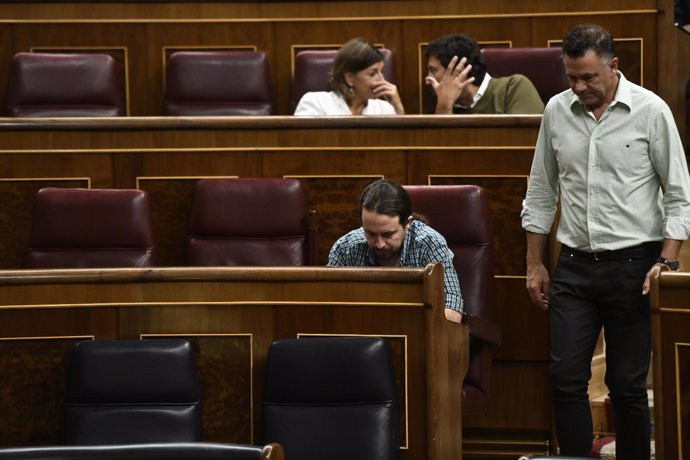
[{"xmin": 561, "ymin": 242, "xmax": 661, "ymax": 261}]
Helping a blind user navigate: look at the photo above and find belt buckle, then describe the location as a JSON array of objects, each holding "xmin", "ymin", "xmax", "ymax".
[{"xmin": 594, "ymin": 253, "xmax": 599, "ymax": 261}]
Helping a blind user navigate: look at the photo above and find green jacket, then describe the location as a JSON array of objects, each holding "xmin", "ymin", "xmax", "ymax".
[{"xmin": 455, "ymin": 74, "xmax": 545, "ymax": 114}]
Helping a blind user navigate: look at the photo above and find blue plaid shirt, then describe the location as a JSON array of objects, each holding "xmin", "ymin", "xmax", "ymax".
[{"xmin": 327, "ymin": 220, "xmax": 463, "ymax": 312}]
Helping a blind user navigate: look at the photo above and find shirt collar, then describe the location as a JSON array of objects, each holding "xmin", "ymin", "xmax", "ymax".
[{"xmin": 456, "ymin": 73, "xmax": 492, "ymax": 109}]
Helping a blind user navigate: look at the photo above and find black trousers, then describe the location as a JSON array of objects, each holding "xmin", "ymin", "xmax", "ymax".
[{"xmin": 549, "ymin": 243, "xmax": 660, "ymax": 460}]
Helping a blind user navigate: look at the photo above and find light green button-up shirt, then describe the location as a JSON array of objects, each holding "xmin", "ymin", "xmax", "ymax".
[{"xmin": 521, "ymin": 72, "xmax": 690, "ymax": 252}]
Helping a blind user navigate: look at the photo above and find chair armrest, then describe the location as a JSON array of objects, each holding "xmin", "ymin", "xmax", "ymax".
[{"xmin": 461, "ymin": 313, "xmax": 501, "ymax": 346}]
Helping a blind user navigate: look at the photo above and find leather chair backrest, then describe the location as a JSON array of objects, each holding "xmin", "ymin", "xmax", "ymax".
[
  {"xmin": 64, "ymin": 339, "xmax": 202, "ymax": 445},
  {"xmin": 164, "ymin": 51, "xmax": 274, "ymax": 116},
  {"xmin": 0, "ymin": 443, "xmax": 283, "ymax": 460},
  {"xmin": 25, "ymin": 187, "xmax": 156, "ymax": 268},
  {"xmin": 404, "ymin": 185, "xmax": 496, "ymax": 415},
  {"xmin": 289, "ymin": 48, "xmax": 397, "ymax": 113},
  {"xmin": 481, "ymin": 47, "xmax": 568, "ymax": 105},
  {"xmin": 263, "ymin": 337, "xmax": 398, "ymax": 460},
  {"xmin": 6, "ymin": 52, "xmax": 124, "ymax": 117},
  {"xmin": 186, "ymin": 178, "xmax": 315, "ymax": 266}
]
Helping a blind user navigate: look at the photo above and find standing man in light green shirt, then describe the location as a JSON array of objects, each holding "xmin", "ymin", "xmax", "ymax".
[{"xmin": 521, "ymin": 23, "xmax": 690, "ymax": 459}]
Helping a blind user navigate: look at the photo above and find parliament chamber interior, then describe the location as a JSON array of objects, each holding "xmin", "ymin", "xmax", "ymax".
[{"xmin": 0, "ymin": 0, "xmax": 689, "ymax": 459}]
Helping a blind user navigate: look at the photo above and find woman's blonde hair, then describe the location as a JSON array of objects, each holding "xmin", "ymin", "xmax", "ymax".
[{"xmin": 330, "ymin": 38, "xmax": 384, "ymax": 98}]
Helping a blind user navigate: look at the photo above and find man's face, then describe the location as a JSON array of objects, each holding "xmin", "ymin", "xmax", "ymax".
[
  {"xmin": 564, "ymin": 49, "xmax": 619, "ymax": 111},
  {"xmin": 362, "ymin": 209, "xmax": 410, "ymax": 263},
  {"xmin": 426, "ymin": 55, "xmax": 447, "ymax": 84}
]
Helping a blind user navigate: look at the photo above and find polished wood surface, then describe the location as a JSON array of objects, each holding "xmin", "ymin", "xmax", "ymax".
[
  {"xmin": 649, "ymin": 268, "xmax": 690, "ymax": 460},
  {"xmin": 0, "ymin": 264, "xmax": 468, "ymax": 460}
]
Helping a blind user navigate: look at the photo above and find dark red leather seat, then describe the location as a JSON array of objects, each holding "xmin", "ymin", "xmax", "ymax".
[
  {"xmin": 25, "ymin": 188, "xmax": 156, "ymax": 268},
  {"xmin": 481, "ymin": 47, "xmax": 568, "ymax": 105},
  {"xmin": 405, "ymin": 184, "xmax": 500, "ymax": 415},
  {"xmin": 6, "ymin": 52, "xmax": 124, "ymax": 117},
  {"xmin": 186, "ymin": 178, "xmax": 317, "ymax": 266},
  {"xmin": 164, "ymin": 51, "xmax": 274, "ymax": 116},
  {"xmin": 289, "ymin": 48, "xmax": 397, "ymax": 113}
]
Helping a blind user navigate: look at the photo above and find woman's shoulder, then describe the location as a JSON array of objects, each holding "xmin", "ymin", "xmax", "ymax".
[{"xmin": 294, "ymin": 91, "xmax": 348, "ymax": 116}]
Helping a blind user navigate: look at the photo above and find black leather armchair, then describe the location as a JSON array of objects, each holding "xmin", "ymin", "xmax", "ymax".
[
  {"xmin": 262, "ymin": 337, "xmax": 399, "ymax": 460},
  {"xmin": 64, "ymin": 339, "xmax": 202, "ymax": 444},
  {"xmin": 0, "ymin": 443, "xmax": 284, "ymax": 460}
]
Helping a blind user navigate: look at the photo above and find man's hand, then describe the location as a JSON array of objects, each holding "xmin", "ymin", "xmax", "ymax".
[
  {"xmin": 424, "ymin": 56, "xmax": 474, "ymax": 114},
  {"xmin": 642, "ymin": 263, "xmax": 671, "ymax": 295},
  {"xmin": 526, "ymin": 262, "xmax": 550, "ymax": 311}
]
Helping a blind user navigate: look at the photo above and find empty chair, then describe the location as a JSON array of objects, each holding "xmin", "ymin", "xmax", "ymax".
[
  {"xmin": 404, "ymin": 185, "xmax": 500, "ymax": 415},
  {"xmin": 481, "ymin": 47, "xmax": 568, "ymax": 105},
  {"xmin": 186, "ymin": 178, "xmax": 317, "ymax": 266},
  {"xmin": 262, "ymin": 337, "xmax": 399, "ymax": 460},
  {"xmin": 64, "ymin": 339, "xmax": 202, "ymax": 444},
  {"xmin": 25, "ymin": 188, "xmax": 156, "ymax": 268},
  {"xmin": 164, "ymin": 51, "xmax": 274, "ymax": 116},
  {"xmin": 6, "ymin": 52, "xmax": 124, "ymax": 117},
  {"xmin": 0, "ymin": 443, "xmax": 284, "ymax": 460},
  {"xmin": 290, "ymin": 48, "xmax": 397, "ymax": 113}
]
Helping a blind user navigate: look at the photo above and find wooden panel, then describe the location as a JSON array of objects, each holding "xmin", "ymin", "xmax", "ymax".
[
  {"xmin": 492, "ymin": 277, "xmax": 550, "ymax": 362},
  {"xmin": 0, "ymin": 337, "xmax": 90, "ymax": 446},
  {"xmin": 137, "ymin": 176, "xmax": 236, "ymax": 266},
  {"xmin": 429, "ymin": 175, "xmax": 528, "ymax": 277},
  {"xmin": 143, "ymin": 334, "xmax": 254, "ymax": 444},
  {"xmin": 650, "ymin": 271, "xmax": 690, "ymax": 460},
  {"xmin": 289, "ymin": 175, "xmax": 382, "ymax": 264}
]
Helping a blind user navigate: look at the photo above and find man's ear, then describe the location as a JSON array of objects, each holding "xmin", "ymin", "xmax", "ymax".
[
  {"xmin": 404, "ymin": 216, "xmax": 413, "ymax": 229},
  {"xmin": 609, "ymin": 56, "xmax": 619, "ymax": 73}
]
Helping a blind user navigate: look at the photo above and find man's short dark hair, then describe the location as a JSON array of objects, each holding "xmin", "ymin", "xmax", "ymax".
[
  {"xmin": 424, "ymin": 33, "xmax": 487, "ymax": 86},
  {"xmin": 562, "ymin": 23, "xmax": 615, "ymax": 62},
  {"xmin": 360, "ymin": 179, "xmax": 412, "ymax": 225}
]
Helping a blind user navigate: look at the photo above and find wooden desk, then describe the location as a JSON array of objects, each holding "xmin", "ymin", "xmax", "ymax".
[
  {"xmin": 649, "ymin": 268, "xmax": 690, "ymax": 460},
  {"xmin": 0, "ymin": 263, "xmax": 468, "ymax": 460}
]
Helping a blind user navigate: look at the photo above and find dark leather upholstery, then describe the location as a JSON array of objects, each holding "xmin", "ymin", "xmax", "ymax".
[
  {"xmin": 263, "ymin": 337, "xmax": 399, "ymax": 460},
  {"xmin": 6, "ymin": 52, "xmax": 124, "ymax": 117},
  {"xmin": 186, "ymin": 178, "xmax": 316, "ymax": 266},
  {"xmin": 164, "ymin": 51, "xmax": 274, "ymax": 116},
  {"xmin": 481, "ymin": 47, "xmax": 568, "ymax": 105},
  {"xmin": 404, "ymin": 185, "xmax": 500, "ymax": 415},
  {"xmin": 289, "ymin": 48, "xmax": 397, "ymax": 113},
  {"xmin": 0, "ymin": 443, "xmax": 283, "ymax": 460},
  {"xmin": 64, "ymin": 339, "xmax": 202, "ymax": 445},
  {"xmin": 25, "ymin": 188, "xmax": 156, "ymax": 268}
]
